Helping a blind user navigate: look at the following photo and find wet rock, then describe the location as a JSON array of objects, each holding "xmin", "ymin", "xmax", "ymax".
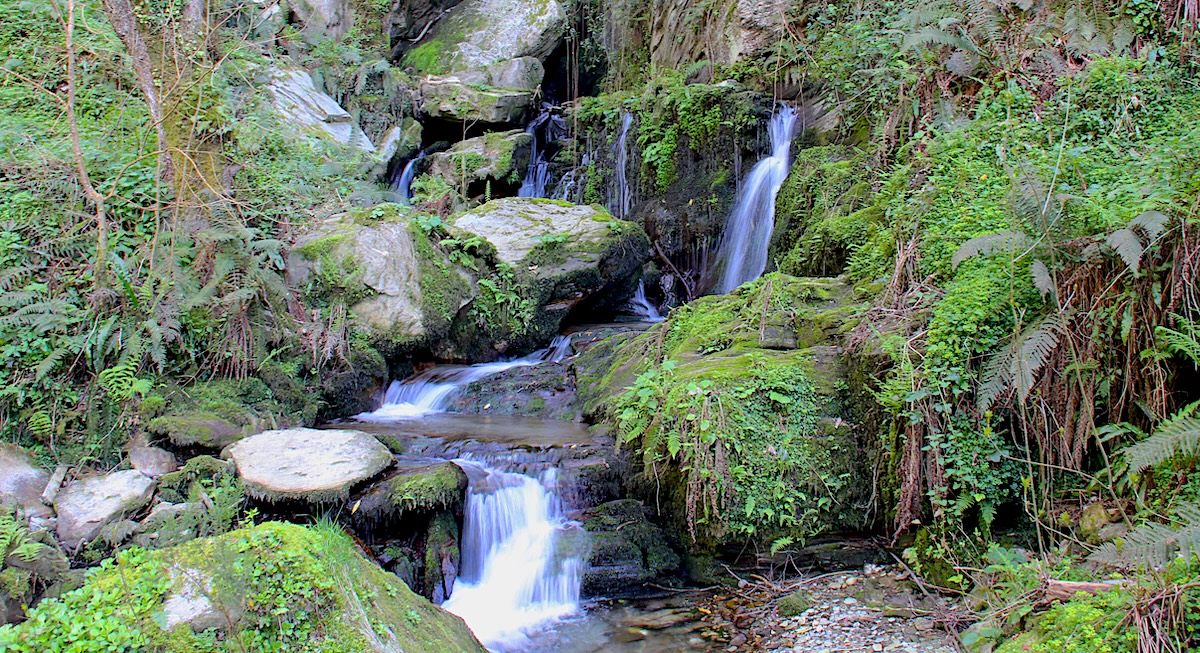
[
  {"xmin": 427, "ymin": 129, "xmax": 533, "ymax": 189},
  {"xmin": 581, "ymin": 499, "xmax": 681, "ymax": 596},
  {"xmin": 625, "ymin": 608, "xmax": 696, "ymax": 630},
  {"xmin": 453, "ymin": 360, "xmax": 580, "ymax": 420},
  {"xmin": 0, "ymin": 444, "xmax": 52, "ymax": 520},
  {"xmin": 227, "ymin": 428, "xmax": 393, "ymax": 503},
  {"xmin": 354, "ymin": 461, "xmax": 468, "ymax": 519},
  {"xmin": 129, "ymin": 446, "xmax": 177, "ymax": 478},
  {"xmin": 55, "ymin": 470, "xmax": 157, "ymax": 549}
]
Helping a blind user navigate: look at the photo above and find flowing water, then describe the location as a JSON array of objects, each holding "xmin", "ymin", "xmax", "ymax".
[
  {"xmin": 627, "ymin": 280, "xmax": 664, "ymax": 322},
  {"xmin": 443, "ymin": 460, "xmax": 585, "ymax": 650},
  {"xmin": 608, "ymin": 112, "xmax": 635, "ymax": 220},
  {"xmin": 519, "ymin": 105, "xmax": 566, "ymax": 199},
  {"xmin": 713, "ymin": 105, "xmax": 798, "ymax": 294},
  {"xmin": 391, "ymin": 150, "xmax": 427, "ymax": 205},
  {"xmin": 358, "ymin": 336, "xmax": 573, "ymax": 420}
]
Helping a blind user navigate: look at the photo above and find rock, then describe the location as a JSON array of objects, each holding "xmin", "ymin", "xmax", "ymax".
[
  {"xmin": 402, "ymin": 0, "xmax": 566, "ymax": 77},
  {"xmin": 55, "ymin": 470, "xmax": 157, "ymax": 549},
  {"xmin": 2, "ymin": 522, "xmax": 488, "ymax": 652},
  {"xmin": 483, "ymin": 56, "xmax": 545, "ymax": 91},
  {"xmin": 353, "ymin": 461, "xmax": 468, "ymax": 519},
  {"xmin": 266, "ymin": 68, "xmax": 375, "ymax": 152},
  {"xmin": 147, "ymin": 379, "xmax": 301, "ymax": 449},
  {"xmin": 129, "ymin": 446, "xmax": 177, "ymax": 478},
  {"xmin": 427, "ymin": 130, "xmax": 533, "ymax": 189},
  {"xmin": 418, "ymin": 75, "xmax": 535, "ymax": 124},
  {"xmin": 227, "ymin": 428, "xmax": 394, "ymax": 502},
  {"xmin": 581, "ymin": 499, "xmax": 681, "ymax": 596},
  {"xmin": 288, "ymin": 0, "xmax": 353, "ymax": 42},
  {"xmin": 777, "ymin": 589, "xmax": 813, "ymax": 617},
  {"xmin": 0, "ymin": 444, "xmax": 52, "ymax": 520},
  {"xmin": 452, "ymin": 360, "xmax": 580, "ymax": 420},
  {"xmin": 1077, "ymin": 503, "xmax": 1110, "ymax": 544},
  {"xmin": 625, "ymin": 608, "xmax": 696, "ymax": 630},
  {"xmin": 288, "ymin": 208, "xmax": 477, "ymax": 354},
  {"xmin": 372, "ymin": 118, "xmax": 423, "ymax": 178},
  {"xmin": 1095, "ymin": 522, "xmax": 1129, "ymax": 543}
]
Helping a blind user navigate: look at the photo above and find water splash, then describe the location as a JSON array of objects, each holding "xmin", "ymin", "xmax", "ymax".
[
  {"xmin": 519, "ymin": 105, "xmax": 566, "ymax": 199},
  {"xmin": 713, "ymin": 105, "xmax": 798, "ymax": 294},
  {"xmin": 627, "ymin": 280, "xmax": 664, "ymax": 322},
  {"xmin": 608, "ymin": 112, "xmax": 635, "ymax": 219},
  {"xmin": 391, "ymin": 150, "xmax": 427, "ymax": 205},
  {"xmin": 443, "ymin": 460, "xmax": 584, "ymax": 650},
  {"xmin": 358, "ymin": 336, "xmax": 573, "ymax": 420}
]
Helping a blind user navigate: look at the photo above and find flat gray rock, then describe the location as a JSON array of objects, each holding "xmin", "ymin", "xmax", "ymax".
[
  {"xmin": 227, "ymin": 428, "xmax": 393, "ymax": 502},
  {"xmin": 55, "ymin": 470, "xmax": 156, "ymax": 549},
  {"xmin": 130, "ymin": 446, "xmax": 178, "ymax": 478},
  {"xmin": 0, "ymin": 444, "xmax": 52, "ymax": 520}
]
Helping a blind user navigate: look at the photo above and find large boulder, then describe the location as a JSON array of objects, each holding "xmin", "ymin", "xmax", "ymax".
[
  {"xmin": 266, "ymin": 68, "xmax": 376, "ymax": 152},
  {"xmin": 0, "ymin": 445, "xmax": 51, "ymax": 520},
  {"xmin": 226, "ymin": 428, "xmax": 394, "ymax": 503},
  {"xmin": 0, "ymin": 522, "xmax": 488, "ymax": 652},
  {"xmin": 54, "ymin": 470, "xmax": 156, "ymax": 549},
  {"xmin": 402, "ymin": 0, "xmax": 566, "ymax": 78},
  {"xmin": 418, "ymin": 75, "xmax": 535, "ymax": 125},
  {"xmin": 288, "ymin": 208, "xmax": 478, "ymax": 354},
  {"xmin": 426, "ymin": 129, "xmax": 533, "ymax": 191}
]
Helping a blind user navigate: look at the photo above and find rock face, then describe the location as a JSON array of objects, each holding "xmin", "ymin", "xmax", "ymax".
[
  {"xmin": 582, "ymin": 499, "xmax": 682, "ymax": 597},
  {"xmin": 0, "ymin": 522, "xmax": 488, "ymax": 652},
  {"xmin": 129, "ymin": 447, "xmax": 178, "ymax": 479},
  {"xmin": 227, "ymin": 428, "xmax": 394, "ymax": 502},
  {"xmin": 0, "ymin": 445, "xmax": 52, "ymax": 520},
  {"xmin": 266, "ymin": 68, "xmax": 375, "ymax": 152},
  {"xmin": 55, "ymin": 470, "xmax": 157, "ymax": 549},
  {"xmin": 427, "ymin": 130, "xmax": 533, "ymax": 190},
  {"xmin": 403, "ymin": 0, "xmax": 566, "ymax": 77},
  {"xmin": 287, "ymin": 0, "xmax": 353, "ymax": 42}
]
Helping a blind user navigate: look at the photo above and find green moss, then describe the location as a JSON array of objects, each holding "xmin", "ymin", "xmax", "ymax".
[
  {"xmin": 386, "ymin": 463, "xmax": 468, "ymax": 514},
  {"xmin": 0, "ymin": 523, "xmax": 486, "ymax": 652},
  {"xmin": 403, "ymin": 40, "xmax": 450, "ymax": 75},
  {"xmin": 408, "ymin": 221, "xmax": 473, "ymax": 341}
]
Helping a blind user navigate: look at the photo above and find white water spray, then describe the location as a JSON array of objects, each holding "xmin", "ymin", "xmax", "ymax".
[
  {"xmin": 609, "ymin": 112, "xmax": 634, "ymax": 219},
  {"xmin": 519, "ymin": 105, "xmax": 564, "ymax": 199},
  {"xmin": 392, "ymin": 150, "xmax": 427, "ymax": 205},
  {"xmin": 713, "ymin": 105, "xmax": 798, "ymax": 294},
  {"xmin": 627, "ymin": 280, "xmax": 664, "ymax": 322},
  {"xmin": 443, "ymin": 461, "xmax": 584, "ymax": 650},
  {"xmin": 358, "ymin": 336, "xmax": 573, "ymax": 420}
]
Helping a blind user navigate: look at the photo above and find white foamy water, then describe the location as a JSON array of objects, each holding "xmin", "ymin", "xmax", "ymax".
[
  {"xmin": 392, "ymin": 150, "xmax": 426, "ymax": 205},
  {"xmin": 519, "ymin": 105, "xmax": 565, "ymax": 199},
  {"xmin": 358, "ymin": 336, "xmax": 573, "ymax": 420},
  {"xmin": 608, "ymin": 112, "xmax": 634, "ymax": 219},
  {"xmin": 443, "ymin": 461, "xmax": 584, "ymax": 650},
  {"xmin": 627, "ymin": 279, "xmax": 664, "ymax": 322},
  {"xmin": 714, "ymin": 105, "xmax": 798, "ymax": 294}
]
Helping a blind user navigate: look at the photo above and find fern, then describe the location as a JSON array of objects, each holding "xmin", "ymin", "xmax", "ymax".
[
  {"xmin": 952, "ymin": 230, "xmax": 1033, "ymax": 269},
  {"xmin": 1089, "ymin": 503, "xmax": 1200, "ymax": 569},
  {"xmin": 977, "ymin": 314, "xmax": 1062, "ymax": 411},
  {"xmin": 1031, "ymin": 259, "xmax": 1054, "ymax": 298},
  {"xmin": 1122, "ymin": 401, "xmax": 1200, "ymax": 472},
  {"xmin": 1156, "ymin": 315, "xmax": 1200, "ymax": 365}
]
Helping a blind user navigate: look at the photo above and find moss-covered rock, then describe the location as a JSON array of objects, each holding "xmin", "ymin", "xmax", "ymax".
[
  {"xmin": 400, "ymin": 0, "xmax": 566, "ymax": 79},
  {"xmin": 575, "ymin": 273, "xmax": 874, "ymax": 551},
  {"xmin": 452, "ymin": 360, "xmax": 580, "ymax": 420},
  {"xmin": 147, "ymin": 378, "xmax": 304, "ymax": 450},
  {"xmin": 355, "ymin": 462, "xmax": 468, "ymax": 519},
  {"xmin": 0, "ymin": 522, "xmax": 487, "ymax": 652},
  {"xmin": 427, "ymin": 130, "xmax": 533, "ymax": 192},
  {"xmin": 581, "ymin": 499, "xmax": 682, "ymax": 596}
]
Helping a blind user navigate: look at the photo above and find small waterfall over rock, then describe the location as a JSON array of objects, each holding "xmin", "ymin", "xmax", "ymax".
[
  {"xmin": 359, "ymin": 336, "xmax": 573, "ymax": 420},
  {"xmin": 713, "ymin": 105, "xmax": 798, "ymax": 294},
  {"xmin": 627, "ymin": 280, "xmax": 664, "ymax": 322},
  {"xmin": 391, "ymin": 150, "xmax": 427, "ymax": 205},
  {"xmin": 608, "ymin": 112, "xmax": 634, "ymax": 219},
  {"xmin": 443, "ymin": 460, "xmax": 584, "ymax": 650},
  {"xmin": 519, "ymin": 105, "xmax": 566, "ymax": 199}
]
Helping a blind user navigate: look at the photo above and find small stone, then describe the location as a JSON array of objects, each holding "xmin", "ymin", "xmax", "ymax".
[
  {"xmin": 729, "ymin": 633, "xmax": 747, "ymax": 646},
  {"xmin": 873, "ymin": 645, "xmax": 884, "ymax": 652},
  {"xmin": 130, "ymin": 446, "xmax": 178, "ymax": 478},
  {"xmin": 842, "ymin": 597, "xmax": 858, "ymax": 605}
]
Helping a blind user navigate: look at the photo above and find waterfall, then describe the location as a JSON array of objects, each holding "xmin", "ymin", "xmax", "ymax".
[
  {"xmin": 443, "ymin": 461, "xmax": 584, "ymax": 650},
  {"xmin": 518, "ymin": 105, "xmax": 565, "ymax": 199},
  {"xmin": 358, "ymin": 336, "xmax": 573, "ymax": 420},
  {"xmin": 391, "ymin": 150, "xmax": 426, "ymax": 205},
  {"xmin": 627, "ymin": 280, "xmax": 664, "ymax": 322},
  {"xmin": 609, "ymin": 112, "xmax": 634, "ymax": 219},
  {"xmin": 713, "ymin": 105, "xmax": 799, "ymax": 294}
]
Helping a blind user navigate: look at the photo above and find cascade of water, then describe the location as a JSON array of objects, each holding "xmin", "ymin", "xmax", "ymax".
[
  {"xmin": 608, "ymin": 112, "xmax": 634, "ymax": 219},
  {"xmin": 518, "ymin": 105, "xmax": 565, "ymax": 199},
  {"xmin": 443, "ymin": 460, "xmax": 584, "ymax": 650},
  {"xmin": 358, "ymin": 336, "xmax": 573, "ymax": 420},
  {"xmin": 713, "ymin": 105, "xmax": 799, "ymax": 294},
  {"xmin": 627, "ymin": 279, "xmax": 664, "ymax": 322},
  {"xmin": 391, "ymin": 150, "xmax": 427, "ymax": 205}
]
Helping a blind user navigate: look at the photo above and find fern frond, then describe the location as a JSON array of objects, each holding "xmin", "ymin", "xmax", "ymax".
[
  {"xmin": 1156, "ymin": 317, "xmax": 1200, "ymax": 365},
  {"xmin": 1031, "ymin": 259, "xmax": 1054, "ymax": 299},
  {"xmin": 1089, "ymin": 503, "xmax": 1200, "ymax": 569},
  {"xmin": 952, "ymin": 231, "xmax": 1033, "ymax": 269},
  {"xmin": 977, "ymin": 314, "xmax": 1062, "ymax": 410},
  {"xmin": 1123, "ymin": 402, "xmax": 1200, "ymax": 472},
  {"xmin": 1106, "ymin": 228, "xmax": 1143, "ymax": 273}
]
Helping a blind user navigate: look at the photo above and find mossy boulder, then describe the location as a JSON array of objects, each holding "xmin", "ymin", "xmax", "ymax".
[
  {"xmin": 575, "ymin": 273, "xmax": 873, "ymax": 551},
  {"xmin": 287, "ymin": 206, "xmax": 478, "ymax": 356},
  {"xmin": 146, "ymin": 378, "xmax": 307, "ymax": 450},
  {"xmin": 401, "ymin": 0, "xmax": 566, "ymax": 78},
  {"xmin": 354, "ymin": 461, "xmax": 468, "ymax": 520},
  {"xmin": 0, "ymin": 522, "xmax": 487, "ymax": 652},
  {"xmin": 417, "ymin": 75, "xmax": 535, "ymax": 125},
  {"xmin": 427, "ymin": 130, "xmax": 533, "ymax": 192},
  {"xmin": 581, "ymin": 499, "xmax": 682, "ymax": 597},
  {"xmin": 226, "ymin": 428, "xmax": 394, "ymax": 503},
  {"xmin": 452, "ymin": 360, "xmax": 580, "ymax": 420}
]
